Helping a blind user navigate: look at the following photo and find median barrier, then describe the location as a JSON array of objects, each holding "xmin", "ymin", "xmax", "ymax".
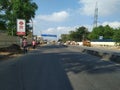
[{"xmin": 69, "ymin": 45, "xmax": 120, "ymax": 63}]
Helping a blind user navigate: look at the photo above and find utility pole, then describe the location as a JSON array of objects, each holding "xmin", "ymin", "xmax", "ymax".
[{"xmin": 93, "ymin": 2, "xmax": 98, "ymax": 28}]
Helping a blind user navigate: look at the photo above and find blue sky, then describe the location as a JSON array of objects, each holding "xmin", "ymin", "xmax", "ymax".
[{"xmin": 33, "ymin": 0, "xmax": 120, "ymax": 39}]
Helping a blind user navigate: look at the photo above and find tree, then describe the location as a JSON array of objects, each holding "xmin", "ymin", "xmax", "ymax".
[
  {"xmin": 0, "ymin": 21, "xmax": 6, "ymax": 30},
  {"xmin": 0, "ymin": 0, "xmax": 38, "ymax": 36},
  {"xmin": 88, "ymin": 25, "xmax": 114, "ymax": 40},
  {"xmin": 0, "ymin": 0, "xmax": 7, "ymax": 30},
  {"xmin": 113, "ymin": 28, "xmax": 120, "ymax": 46},
  {"xmin": 69, "ymin": 31, "xmax": 77, "ymax": 41},
  {"xmin": 69, "ymin": 26, "xmax": 89, "ymax": 41},
  {"xmin": 103, "ymin": 25, "xmax": 114, "ymax": 39},
  {"xmin": 88, "ymin": 26, "xmax": 104, "ymax": 40},
  {"xmin": 61, "ymin": 34, "xmax": 69, "ymax": 42}
]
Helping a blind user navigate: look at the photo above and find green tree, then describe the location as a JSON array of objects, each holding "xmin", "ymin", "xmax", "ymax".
[
  {"xmin": 0, "ymin": 0, "xmax": 7, "ymax": 30},
  {"xmin": 69, "ymin": 31, "xmax": 77, "ymax": 41},
  {"xmin": 113, "ymin": 28, "xmax": 120, "ymax": 46},
  {"xmin": 0, "ymin": 0, "xmax": 38, "ymax": 36},
  {"xmin": 103, "ymin": 25, "xmax": 114, "ymax": 39},
  {"xmin": 69, "ymin": 26, "xmax": 89, "ymax": 41},
  {"xmin": 88, "ymin": 25, "xmax": 114, "ymax": 40},
  {"xmin": 88, "ymin": 26, "xmax": 104, "ymax": 40},
  {"xmin": 0, "ymin": 21, "xmax": 6, "ymax": 30},
  {"xmin": 61, "ymin": 34, "xmax": 70, "ymax": 42}
]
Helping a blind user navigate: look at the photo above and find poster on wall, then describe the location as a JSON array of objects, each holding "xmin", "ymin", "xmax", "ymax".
[{"xmin": 17, "ymin": 19, "xmax": 26, "ymax": 36}]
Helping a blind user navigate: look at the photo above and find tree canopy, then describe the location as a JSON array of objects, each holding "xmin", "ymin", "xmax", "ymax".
[
  {"xmin": 113, "ymin": 28, "xmax": 120, "ymax": 45},
  {"xmin": 61, "ymin": 25, "xmax": 120, "ymax": 45},
  {"xmin": 88, "ymin": 25, "xmax": 114, "ymax": 40},
  {"xmin": 0, "ymin": 0, "xmax": 38, "ymax": 35},
  {"xmin": 69, "ymin": 26, "xmax": 89, "ymax": 41},
  {"xmin": 61, "ymin": 26, "xmax": 89, "ymax": 42}
]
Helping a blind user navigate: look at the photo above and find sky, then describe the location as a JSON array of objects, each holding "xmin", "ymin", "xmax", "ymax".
[{"xmin": 33, "ymin": 0, "xmax": 120, "ymax": 39}]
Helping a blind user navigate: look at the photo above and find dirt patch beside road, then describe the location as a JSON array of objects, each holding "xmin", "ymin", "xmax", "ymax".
[
  {"xmin": 0, "ymin": 44, "xmax": 23, "ymax": 61},
  {"xmin": 0, "ymin": 44, "xmax": 37, "ymax": 61},
  {"xmin": 0, "ymin": 51, "xmax": 23, "ymax": 61}
]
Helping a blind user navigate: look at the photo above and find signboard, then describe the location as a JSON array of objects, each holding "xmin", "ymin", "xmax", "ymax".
[
  {"xmin": 17, "ymin": 19, "xmax": 26, "ymax": 35},
  {"xmin": 99, "ymin": 36, "xmax": 103, "ymax": 40},
  {"xmin": 41, "ymin": 34, "xmax": 57, "ymax": 37}
]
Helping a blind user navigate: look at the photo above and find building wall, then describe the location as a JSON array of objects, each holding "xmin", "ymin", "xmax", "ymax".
[
  {"xmin": 77, "ymin": 42, "xmax": 116, "ymax": 46},
  {"xmin": 91, "ymin": 42, "xmax": 115, "ymax": 46}
]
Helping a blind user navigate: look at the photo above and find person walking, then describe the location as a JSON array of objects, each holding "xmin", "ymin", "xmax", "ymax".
[
  {"xmin": 22, "ymin": 38, "xmax": 28, "ymax": 53},
  {"xmin": 32, "ymin": 40, "xmax": 36, "ymax": 49}
]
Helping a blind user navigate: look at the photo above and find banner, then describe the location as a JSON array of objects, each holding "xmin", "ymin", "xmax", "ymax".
[
  {"xmin": 17, "ymin": 19, "xmax": 26, "ymax": 35},
  {"xmin": 41, "ymin": 34, "xmax": 57, "ymax": 37}
]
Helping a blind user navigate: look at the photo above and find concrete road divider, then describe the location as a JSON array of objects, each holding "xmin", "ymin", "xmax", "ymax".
[{"xmin": 69, "ymin": 45, "xmax": 120, "ymax": 63}]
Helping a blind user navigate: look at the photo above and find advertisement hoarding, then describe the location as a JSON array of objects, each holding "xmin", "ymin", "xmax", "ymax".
[{"xmin": 17, "ymin": 19, "xmax": 26, "ymax": 36}]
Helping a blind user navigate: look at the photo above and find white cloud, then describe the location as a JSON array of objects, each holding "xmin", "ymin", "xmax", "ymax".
[
  {"xmin": 102, "ymin": 21, "xmax": 120, "ymax": 28},
  {"xmin": 34, "ymin": 21, "xmax": 120, "ymax": 38},
  {"xmin": 79, "ymin": 0, "xmax": 120, "ymax": 16},
  {"xmin": 41, "ymin": 26, "xmax": 76, "ymax": 38},
  {"xmin": 42, "ymin": 28, "xmax": 55, "ymax": 34},
  {"xmin": 37, "ymin": 11, "xmax": 69, "ymax": 22}
]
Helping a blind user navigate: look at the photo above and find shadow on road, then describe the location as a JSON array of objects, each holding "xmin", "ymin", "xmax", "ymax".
[
  {"xmin": 16, "ymin": 45, "xmax": 73, "ymax": 90},
  {"xmin": 40, "ymin": 45, "xmax": 120, "ymax": 74},
  {"xmin": 59, "ymin": 52, "xmax": 120, "ymax": 74},
  {"xmin": 1, "ymin": 45, "xmax": 120, "ymax": 90}
]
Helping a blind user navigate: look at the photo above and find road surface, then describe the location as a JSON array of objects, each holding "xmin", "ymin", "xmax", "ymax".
[{"xmin": 0, "ymin": 45, "xmax": 120, "ymax": 90}]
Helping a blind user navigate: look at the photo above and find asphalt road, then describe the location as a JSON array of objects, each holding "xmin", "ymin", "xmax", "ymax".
[{"xmin": 0, "ymin": 45, "xmax": 120, "ymax": 90}]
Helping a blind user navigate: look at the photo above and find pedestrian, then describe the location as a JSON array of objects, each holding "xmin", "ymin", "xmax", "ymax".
[
  {"xmin": 22, "ymin": 38, "xmax": 28, "ymax": 53},
  {"xmin": 32, "ymin": 40, "xmax": 36, "ymax": 49}
]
